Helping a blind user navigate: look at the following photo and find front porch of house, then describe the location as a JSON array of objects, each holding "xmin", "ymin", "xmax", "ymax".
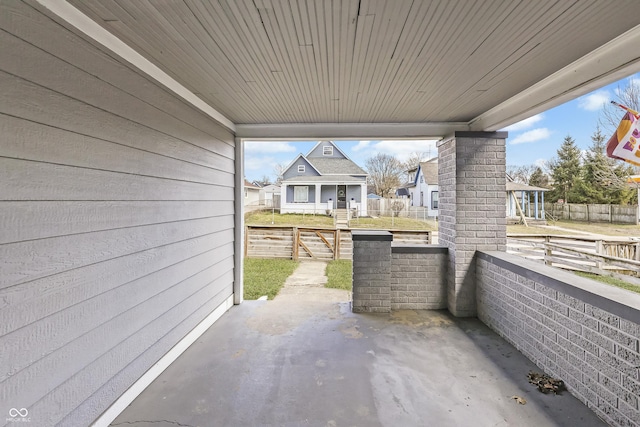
[
  {"xmin": 110, "ymin": 291, "xmax": 605, "ymax": 427},
  {"xmin": 280, "ymin": 182, "xmax": 368, "ymax": 217}
]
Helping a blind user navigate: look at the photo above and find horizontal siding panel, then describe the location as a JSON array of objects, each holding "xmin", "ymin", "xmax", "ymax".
[
  {"xmin": 0, "ymin": 0, "xmax": 234, "ymax": 144},
  {"xmin": 0, "ymin": 19, "xmax": 235, "ymax": 154},
  {"xmin": 0, "ymin": 158, "xmax": 234, "ymax": 201},
  {"xmin": 0, "ymin": 1, "xmax": 237, "ymax": 424},
  {"xmin": 0, "ymin": 75, "xmax": 234, "ymax": 169},
  {"xmin": 0, "ymin": 217, "xmax": 233, "ymax": 289},
  {"xmin": 0, "ymin": 200, "xmax": 234, "ymax": 244},
  {"xmin": 55, "ymin": 280, "xmax": 234, "ymax": 427},
  {"xmin": 0, "ymin": 235, "xmax": 234, "ymax": 335},
  {"xmin": 1, "ymin": 267, "xmax": 234, "ymax": 421},
  {"xmin": 0, "ymin": 248, "xmax": 233, "ymax": 382},
  {"xmin": 0, "ymin": 116, "xmax": 234, "ymax": 185}
]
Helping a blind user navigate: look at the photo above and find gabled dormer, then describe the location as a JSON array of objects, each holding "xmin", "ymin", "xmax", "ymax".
[
  {"xmin": 281, "ymin": 154, "xmax": 321, "ymax": 180},
  {"xmin": 306, "ymin": 141, "xmax": 348, "ymax": 159}
]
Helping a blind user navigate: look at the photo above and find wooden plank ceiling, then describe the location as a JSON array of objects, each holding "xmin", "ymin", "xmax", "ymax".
[{"xmin": 67, "ymin": 0, "xmax": 640, "ymax": 126}]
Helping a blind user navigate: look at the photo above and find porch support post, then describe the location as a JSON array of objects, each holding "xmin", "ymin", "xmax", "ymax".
[
  {"xmin": 315, "ymin": 185, "xmax": 321, "ymax": 214},
  {"xmin": 233, "ymin": 137, "xmax": 244, "ymax": 305},
  {"xmin": 438, "ymin": 131, "xmax": 507, "ymax": 317},
  {"xmin": 360, "ymin": 183, "xmax": 367, "ymax": 216}
]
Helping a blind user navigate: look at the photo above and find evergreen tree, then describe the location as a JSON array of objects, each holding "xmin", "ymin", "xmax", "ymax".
[
  {"xmin": 547, "ymin": 135, "xmax": 582, "ymax": 203},
  {"xmin": 528, "ymin": 166, "xmax": 549, "ymax": 188},
  {"xmin": 579, "ymin": 126, "xmax": 613, "ymax": 204}
]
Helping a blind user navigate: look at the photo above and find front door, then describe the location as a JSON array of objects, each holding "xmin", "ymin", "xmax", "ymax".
[{"xmin": 337, "ymin": 185, "xmax": 347, "ymax": 208}]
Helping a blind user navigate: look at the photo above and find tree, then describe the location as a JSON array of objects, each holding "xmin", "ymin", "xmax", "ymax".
[
  {"xmin": 576, "ymin": 126, "xmax": 618, "ymax": 204},
  {"xmin": 547, "ymin": 135, "xmax": 582, "ymax": 203},
  {"xmin": 253, "ymin": 175, "xmax": 272, "ymax": 187},
  {"xmin": 598, "ymin": 78, "xmax": 640, "ymax": 134},
  {"xmin": 365, "ymin": 153, "xmax": 404, "ymax": 197},
  {"xmin": 401, "ymin": 152, "xmax": 427, "ymax": 181},
  {"xmin": 272, "ymin": 162, "xmax": 287, "ymax": 184},
  {"xmin": 507, "ymin": 164, "xmax": 536, "ymax": 184},
  {"xmin": 528, "ymin": 167, "xmax": 549, "ymax": 188}
]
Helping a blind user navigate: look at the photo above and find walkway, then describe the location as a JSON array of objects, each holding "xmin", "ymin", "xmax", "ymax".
[{"xmin": 110, "ymin": 262, "xmax": 604, "ymax": 427}]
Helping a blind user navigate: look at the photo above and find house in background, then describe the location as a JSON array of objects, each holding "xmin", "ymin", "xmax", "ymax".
[
  {"xmin": 280, "ymin": 141, "xmax": 368, "ymax": 216},
  {"xmin": 404, "ymin": 158, "xmax": 439, "ymax": 217},
  {"xmin": 262, "ymin": 184, "xmax": 281, "ymax": 208},
  {"xmin": 243, "ymin": 180, "xmax": 263, "ymax": 208}
]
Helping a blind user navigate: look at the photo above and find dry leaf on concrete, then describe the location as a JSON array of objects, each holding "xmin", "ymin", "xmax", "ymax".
[{"xmin": 511, "ymin": 395, "xmax": 527, "ymax": 405}]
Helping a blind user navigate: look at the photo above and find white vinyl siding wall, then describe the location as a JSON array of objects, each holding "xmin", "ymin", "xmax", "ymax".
[{"xmin": 0, "ymin": 2, "xmax": 235, "ymax": 425}]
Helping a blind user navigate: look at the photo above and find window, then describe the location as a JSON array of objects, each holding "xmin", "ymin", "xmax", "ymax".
[
  {"xmin": 294, "ymin": 186, "xmax": 308, "ymax": 202},
  {"xmin": 244, "ymin": 189, "xmax": 248, "ymax": 198},
  {"xmin": 298, "ymin": 165, "xmax": 305, "ymax": 173},
  {"xmin": 420, "ymin": 175, "xmax": 424, "ymax": 183},
  {"xmin": 323, "ymin": 146, "xmax": 333, "ymax": 156},
  {"xmin": 431, "ymin": 191, "xmax": 439, "ymax": 209}
]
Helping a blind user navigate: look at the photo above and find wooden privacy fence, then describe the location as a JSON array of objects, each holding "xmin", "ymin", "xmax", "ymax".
[
  {"xmin": 545, "ymin": 203, "xmax": 638, "ymax": 224},
  {"xmin": 245, "ymin": 226, "xmax": 431, "ymax": 260},
  {"xmin": 507, "ymin": 234, "xmax": 640, "ymax": 286}
]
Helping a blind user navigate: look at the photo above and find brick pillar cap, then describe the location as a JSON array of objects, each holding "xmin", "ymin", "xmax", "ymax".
[{"xmin": 352, "ymin": 230, "xmax": 393, "ymax": 241}]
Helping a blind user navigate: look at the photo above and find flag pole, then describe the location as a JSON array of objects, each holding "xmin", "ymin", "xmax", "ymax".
[{"xmin": 610, "ymin": 101, "xmax": 640, "ymax": 118}]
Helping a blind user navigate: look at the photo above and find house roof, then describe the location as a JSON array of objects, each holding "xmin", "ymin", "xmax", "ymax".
[
  {"xmin": 307, "ymin": 157, "xmax": 367, "ymax": 175},
  {"xmin": 282, "ymin": 141, "xmax": 367, "ymax": 183},
  {"xmin": 418, "ymin": 159, "xmax": 438, "ymax": 185},
  {"xmin": 244, "ymin": 179, "xmax": 261, "ymax": 189},
  {"xmin": 283, "ymin": 176, "xmax": 365, "ymax": 183}
]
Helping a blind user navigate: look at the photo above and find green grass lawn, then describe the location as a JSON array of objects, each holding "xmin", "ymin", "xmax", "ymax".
[
  {"xmin": 574, "ymin": 271, "xmax": 640, "ymax": 294},
  {"xmin": 246, "ymin": 211, "xmax": 434, "ymax": 231},
  {"xmin": 325, "ymin": 260, "xmax": 352, "ymax": 290},
  {"xmin": 243, "ymin": 258, "xmax": 299, "ymax": 300},
  {"xmin": 245, "ymin": 211, "xmax": 334, "ymax": 227}
]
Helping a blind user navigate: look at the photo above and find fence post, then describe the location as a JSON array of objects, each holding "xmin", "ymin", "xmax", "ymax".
[
  {"xmin": 595, "ymin": 240, "xmax": 604, "ymax": 270},
  {"xmin": 293, "ymin": 227, "xmax": 299, "ymax": 260},
  {"xmin": 544, "ymin": 235, "xmax": 552, "ymax": 266}
]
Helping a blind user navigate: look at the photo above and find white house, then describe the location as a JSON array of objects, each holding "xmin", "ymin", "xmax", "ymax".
[
  {"xmin": 243, "ymin": 180, "xmax": 263, "ymax": 208},
  {"xmin": 262, "ymin": 184, "xmax": 281, "ymax": 208},
  {"xmin": 280, "ymin": 141, "xmax": 368, "ymax": 216},
  {"xmin": 406, "ymin": 158, "xmax": 439, "ymax": 217}
]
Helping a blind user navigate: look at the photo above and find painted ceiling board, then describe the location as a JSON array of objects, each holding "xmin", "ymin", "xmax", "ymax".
[{"xmin": 62, "ymin": 0, "xmax": 640, "ymax": 132}]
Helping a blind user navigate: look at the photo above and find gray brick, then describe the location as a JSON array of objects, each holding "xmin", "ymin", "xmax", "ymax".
[{"xmin": 585, "ymin": 304, "xmax": 620, "ymax": 328}]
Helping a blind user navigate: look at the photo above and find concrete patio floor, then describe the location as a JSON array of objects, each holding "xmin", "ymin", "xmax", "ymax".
[{"xmin": 111, "ymin": 270, "xmax": 605, "ymax": 427}]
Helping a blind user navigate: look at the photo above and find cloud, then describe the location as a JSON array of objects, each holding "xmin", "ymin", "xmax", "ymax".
[
  {"xmin": 351, "ymin": 140, "xmax": 371, "ymax": 151},
  {"xmin": 355, "ymin": 140, "xmax": 439, "ymax": 161},
  {"xmin": 244, "ymin": 155, "xmax": 278, "ymax": 172},
  {"xmin": 578, "ymin": 90, "xmax": 609, "ymax": 111},
  {"xmin": 501, "ymin": 114, "xmax": 544, "ymax": 132},
  {"xmin": 509, "ymin": 128, "xmax": 551, "ymax": 145},
  {"xmin": 244, "ymin": 141, "xmax": 296, "ymax": 153}
]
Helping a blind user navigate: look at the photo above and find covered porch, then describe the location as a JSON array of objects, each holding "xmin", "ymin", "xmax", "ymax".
[
  {"xmin": 110, "ymin": 288, "xmax": 604, "ymax": 427},
  {"xmin": 280, "ymin": 179, "xmax": 367, "ymax": 216},
  {"xmin": 2, "ymin": 1, "xmax": 640, "ymax": 426}
]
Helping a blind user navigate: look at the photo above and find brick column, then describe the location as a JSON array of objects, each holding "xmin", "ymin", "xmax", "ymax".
[
  {"xmin": 438, "ymin": 131, "xmax": 506, "ymax": 317},
  {"xmin": 351, "ymin": 230, "xmax": 392, "ymax": 313}
]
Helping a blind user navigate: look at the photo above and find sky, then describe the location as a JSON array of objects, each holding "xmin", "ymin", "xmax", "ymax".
[{"xmin": 243, "ymin": 73, "xmax": 639, "ymax": 183}]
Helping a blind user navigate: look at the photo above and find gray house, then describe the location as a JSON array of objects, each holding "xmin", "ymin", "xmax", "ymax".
[{"xmin": 280, "ymin": 141, "xmax": 368, "ymax": 216}]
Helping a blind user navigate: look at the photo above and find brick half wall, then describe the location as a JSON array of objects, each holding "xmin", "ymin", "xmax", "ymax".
[
  {"xmin": 391, "ymin": 245, "xmax": 447, "ymax": 310},
  {"xmin": 477, "ymin": 251, "xmax": 640, "ymax": 426}
]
